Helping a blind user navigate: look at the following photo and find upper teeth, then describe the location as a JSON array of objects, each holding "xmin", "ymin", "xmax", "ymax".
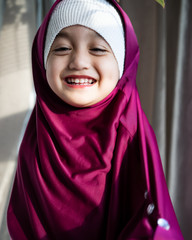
[{"xmin": 66, "ymin": 78, "xmax": 94, "ymax": 84}]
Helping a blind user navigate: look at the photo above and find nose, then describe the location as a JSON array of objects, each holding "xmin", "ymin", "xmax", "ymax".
[{"xmin": 68, "ymin": 50, "xmax": 90, "ymax": 71}]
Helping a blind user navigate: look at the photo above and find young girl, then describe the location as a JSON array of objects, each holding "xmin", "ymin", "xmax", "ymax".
[{"xmin": 7, "ymin": 0, "xmax": 184, "ymax": 239}]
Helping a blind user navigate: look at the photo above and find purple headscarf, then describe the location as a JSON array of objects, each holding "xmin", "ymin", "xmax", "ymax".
[{"xmin": 7, "ymin": 0, "xmax": 183, "ymax": 239}]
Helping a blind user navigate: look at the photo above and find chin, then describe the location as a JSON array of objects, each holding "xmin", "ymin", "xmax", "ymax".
[
  {"xmin": 61, "ymin": 95, "xmax": 99, "ymax": 108},
  {"xmin": 63, "ymin": 99, "xmax": 94, "ymax": 108}
]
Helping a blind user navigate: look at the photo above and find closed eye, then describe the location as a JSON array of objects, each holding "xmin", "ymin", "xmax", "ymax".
[
  {"xmin": 90, "ymin": 48, "xmax": 107, "ymax": 56},
  {"xmin": 54, "ymin": 47, "xmax": 71, "ymax": 52},
  {"xmin": 91, "ymin": 48, "xmax": 106, "ymax": 52}
]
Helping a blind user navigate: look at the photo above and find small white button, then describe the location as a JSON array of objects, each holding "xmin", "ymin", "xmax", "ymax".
[
  {"xmin": 147, "ymin": 203, "xmax": 155, "ymax": 215},
  {"xmin": 157, "ymin": 218, "xmax": 170, "ymax": 230},
  {"xmin": 144, "ymin": 191, "xmax": 148, "ymax": 199}
]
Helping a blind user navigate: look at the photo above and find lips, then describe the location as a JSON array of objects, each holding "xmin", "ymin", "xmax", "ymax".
[{"xmin": 64, "ymin": 76, "xmax": 96, "ymax": 86}]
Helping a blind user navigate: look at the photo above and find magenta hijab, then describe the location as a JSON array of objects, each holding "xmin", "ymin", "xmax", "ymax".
[{"xmin": 7, "ymin": 0, "xmax": 183, "ymax": 239}]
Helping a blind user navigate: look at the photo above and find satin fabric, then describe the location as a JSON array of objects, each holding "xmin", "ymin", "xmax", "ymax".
[{"xmin": 7, "ymin": 0, "xmax": 183, "ymax": 239}]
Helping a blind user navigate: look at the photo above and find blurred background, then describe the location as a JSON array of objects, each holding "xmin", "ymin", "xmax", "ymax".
[{"xmin": 0, "ymin": 0, "xmax": 191, "ymax": 239}]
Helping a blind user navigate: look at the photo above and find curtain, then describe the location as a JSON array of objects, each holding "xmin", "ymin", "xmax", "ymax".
[
  {"xmin": 120, "ymin": 0, "xmax": 192, "ymax": 239},
  {"xmin": 0, "ymin": 0, "xmax": 5, "ymax": 30},
  {"xmin": 35, "ymin": 0, "xmax": 55, "ymax": 27},
  {"xmin": 168, "ymin": 0, "xmax": 192, "ymax": 239}
]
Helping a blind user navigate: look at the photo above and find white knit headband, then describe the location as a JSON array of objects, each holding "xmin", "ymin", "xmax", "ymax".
[{"xmin": 44, "ymin": 0, "xmax": 125, "ymax": 77}]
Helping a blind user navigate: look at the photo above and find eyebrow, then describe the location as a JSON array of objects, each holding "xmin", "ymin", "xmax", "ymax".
[{"xmin": 55, "ymin": 31, "xmax": 70, "ymax": 39}]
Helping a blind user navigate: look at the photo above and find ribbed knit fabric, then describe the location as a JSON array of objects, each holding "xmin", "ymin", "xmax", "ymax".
[{"xmin": 44, "ymin": 0, "xmax": 125, "ymax": 77}]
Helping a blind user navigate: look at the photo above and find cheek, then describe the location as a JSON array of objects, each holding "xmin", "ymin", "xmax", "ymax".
[
  {"xmin": 99, "ymin": 58, "xmax": 119, "ymax": 84},
  {"xmin": 106, "ymin": 55, "xmax": 119, "ymax": 72},
  {"xmin": 111, "ymin": 59, "xmax": 120, "ymax": 80},
  {"xmin": 46, "ymin": 58, "xmax": 60, "ymax": 87},
  {"xmin": 46, "ymin": 69, "xmax": 54, "ymax": 90},
  {"xmin": 46, "ymin": 58, "xmax": 53, "ymax": 81}
]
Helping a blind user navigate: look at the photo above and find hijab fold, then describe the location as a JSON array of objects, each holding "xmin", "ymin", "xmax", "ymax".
[{"xmin": 7, "ymin": 0, "xmax": 183, "ymax": 239}]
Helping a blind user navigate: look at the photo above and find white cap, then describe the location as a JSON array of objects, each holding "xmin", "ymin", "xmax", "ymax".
[{"xmin": 44, "ymin": 0, "xmax": 125, "ymax": 77}]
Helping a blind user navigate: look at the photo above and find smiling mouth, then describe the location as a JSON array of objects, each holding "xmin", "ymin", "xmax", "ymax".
[{"xmin": 65, "ymin": 77, "xmax": 96, "ymax": 86}]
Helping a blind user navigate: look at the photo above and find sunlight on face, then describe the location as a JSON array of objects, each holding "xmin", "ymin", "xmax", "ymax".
[{"xmin": 46, "ymin": 25, "xmax": 119, "ymax": 107}]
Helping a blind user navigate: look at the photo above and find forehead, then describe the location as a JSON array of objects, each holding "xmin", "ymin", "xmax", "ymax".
[{"xmin": 55, "ymin": 25, "xmax": 105, "ymax": 41}]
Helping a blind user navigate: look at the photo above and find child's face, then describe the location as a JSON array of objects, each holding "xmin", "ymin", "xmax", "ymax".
[{"xmin": 46, "ymin": 25, "xmax": 119, "ymax": 107}]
